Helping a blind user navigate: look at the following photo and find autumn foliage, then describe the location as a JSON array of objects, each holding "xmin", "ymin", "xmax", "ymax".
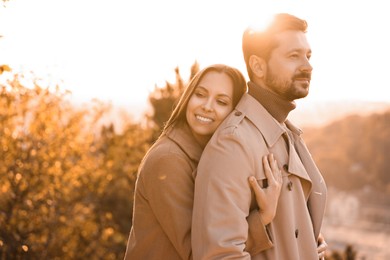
[
  {"xmin": 0, "ymin": 71, "xmax": 152, "ymax": 259},
  {"xmin": 0, "ymin": 64, "xmax": 199, "ymax": 259}
]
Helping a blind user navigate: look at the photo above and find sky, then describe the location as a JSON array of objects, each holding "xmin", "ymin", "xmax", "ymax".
[{"xmin": 1, "ymin": 0, "xmax": 389, "ymax": 115}]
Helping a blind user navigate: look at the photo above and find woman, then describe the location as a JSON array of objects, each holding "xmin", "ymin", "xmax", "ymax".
[{"xmin": 124, "ymin": 64, "xmax": 282, "ymax": 260}]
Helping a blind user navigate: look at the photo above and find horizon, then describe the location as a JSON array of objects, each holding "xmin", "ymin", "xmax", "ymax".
[{"xmin": 95, "ymin": 95, "xmax": 390, "ymax": 130}]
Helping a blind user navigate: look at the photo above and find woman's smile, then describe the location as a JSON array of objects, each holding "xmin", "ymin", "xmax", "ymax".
[{"xmin": 195, "ymin": 114, "xmax": 214, "ymax": 124}]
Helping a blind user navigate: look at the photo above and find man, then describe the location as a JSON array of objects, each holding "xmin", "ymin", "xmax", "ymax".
[{"xmin": 192, "ymin": 13, "xmax": 327, "ymax": 259}]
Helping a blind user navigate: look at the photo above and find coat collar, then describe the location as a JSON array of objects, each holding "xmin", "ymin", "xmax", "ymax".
[
  {"xmin": 236, "ymin": 93, "xmax": 311, "ymax": 187},
  {"xmin": 236, "ymin": 93, "xmax": 303, "ymax": 147},
  {"xmin": 166, "ymin": 123, "xmax": 203, "ymax": 163}
]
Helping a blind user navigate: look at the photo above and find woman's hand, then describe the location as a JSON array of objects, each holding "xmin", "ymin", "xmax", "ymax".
[
  {"xmin": 248, "ymin": 154, "xmax": 283, "ymax": 225},
  {"xmin": 317, "ymin": 233, "xmax": 327, "ymax": 260}
]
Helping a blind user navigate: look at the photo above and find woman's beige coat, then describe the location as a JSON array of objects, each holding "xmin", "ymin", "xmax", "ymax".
[
  {"xmin": 192, "ymin": 93, "xmax": 327, "ymax": 260},
  {"xmin": 124, "ymin": 124, "xmax": 202, "ymax": 260},
  {"xmin": 124, "ymin": 123, "xmax": 270, "ymax": 260}
]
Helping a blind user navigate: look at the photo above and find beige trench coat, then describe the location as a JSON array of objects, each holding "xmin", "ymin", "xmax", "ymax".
[
  {"xmin": 192, "ymin": 93, "xmax": 327, "ymax": 260},
  {"xmin": 124, "ymin": 123, "xmax": 272, "ymax": 260}
]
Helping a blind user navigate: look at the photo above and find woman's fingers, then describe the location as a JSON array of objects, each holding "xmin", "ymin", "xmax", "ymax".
[
  {"xmin": 317, "ymin": 233, "xmax": 328, "ymax": 259},
  {"xmin": 262, "ymin": 155, "xmax": 273, "ymax": 181},
  {"xmin": 263, "ymin": 154, "xmax": 282, "ymax": 187},
  {"xmin": 270, "ymin": 154, "xmax": 282, "ymax": 183},
  {"xmin": 249, "ymin": 176, "xmax": 262, "ymax": 195},
  {"xmin": 248, "ymin": 176, "xmax": 268, "ymax": 213}
]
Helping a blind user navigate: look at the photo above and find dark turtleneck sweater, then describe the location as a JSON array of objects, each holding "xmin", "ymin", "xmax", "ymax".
[{"xmin": 248, "ymin": 81, "xmax": 296, "ymax": 123}]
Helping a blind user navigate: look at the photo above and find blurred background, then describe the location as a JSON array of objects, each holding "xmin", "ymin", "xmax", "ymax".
[{"xmin": 1, "ymin": 0, "xmax": 389, "ymax": 259}]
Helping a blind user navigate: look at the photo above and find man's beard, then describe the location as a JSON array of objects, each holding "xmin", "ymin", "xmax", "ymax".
[{"xmin": 265, "ymin": 69, "xmax": 311, "ymax": 101}]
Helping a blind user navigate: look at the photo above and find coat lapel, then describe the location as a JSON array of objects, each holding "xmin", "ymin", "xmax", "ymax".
[
  {"xmin": 286, "ymin": 121, "xmax": 327, "ymax": 239},
  {"xmin": 286, "ymin": 141, "xmax": 312, "ymax": 200}
]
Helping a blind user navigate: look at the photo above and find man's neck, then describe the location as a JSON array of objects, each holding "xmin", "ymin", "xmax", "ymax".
[{"xmin": 248, "ymin": 81, "xmax": 296, "ymax": 123}]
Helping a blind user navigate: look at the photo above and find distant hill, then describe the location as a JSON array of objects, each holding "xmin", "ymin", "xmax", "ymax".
[
  {"xmin": 290, "ymin": 100, "xmax": 390, "ymax": 128},
  {"xmin": 309, "ymin": 105, "xmax": 390, "ymax": 259},
  {"xmin": 303, "ymin": 107, "xmax": 390, "ymax": 192}
]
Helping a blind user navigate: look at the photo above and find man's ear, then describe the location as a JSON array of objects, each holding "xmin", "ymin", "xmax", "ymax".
[{"xmin": 249, "ymin": 55, "xmax": 266, "ymax": 78}]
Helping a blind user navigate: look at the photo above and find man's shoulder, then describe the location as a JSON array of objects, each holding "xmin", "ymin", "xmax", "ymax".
[
  {"xmin": 217, "ymin": 93, "xmax": 263, "ymax": 131},
  {"xmin": 212, "ymin": 109, "xmax": 256, "ymax": 142},
  {"xmin": 216, "ymin": 94, "xmax": 260, "ymax": 134},
  {"xmin": 221, "ymin": 109, "xmax": 246, "ymax": 129}
]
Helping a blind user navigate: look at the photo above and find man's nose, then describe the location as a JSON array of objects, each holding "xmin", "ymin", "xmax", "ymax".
[{"xmin": 301, "ymin": 58, "xmax": 313, "ymax": 73}]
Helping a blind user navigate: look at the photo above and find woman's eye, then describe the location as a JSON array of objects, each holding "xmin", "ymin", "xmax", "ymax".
[
  {"xmin": 217, "ymin": 100, "xmax": 228, "ymax": 106},
  {"xmin": 195, "ymin": 92, "xmax": 205, "ymax": 97}
]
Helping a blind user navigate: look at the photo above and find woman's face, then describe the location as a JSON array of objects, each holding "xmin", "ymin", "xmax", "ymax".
[{"xmin": 186, "ymin": 71, "xmax": 234, "ymax": 146}]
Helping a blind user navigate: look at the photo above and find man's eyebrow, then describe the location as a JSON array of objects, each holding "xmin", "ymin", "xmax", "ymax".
[{"xmin": 288, "ymin": 47, "xmax": 312, "ymax": 54}]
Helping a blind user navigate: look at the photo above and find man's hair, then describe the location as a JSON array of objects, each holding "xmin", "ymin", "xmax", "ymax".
[{"xmin": 242, "ymin": 13, "xmax": 308, "ymax": 80}]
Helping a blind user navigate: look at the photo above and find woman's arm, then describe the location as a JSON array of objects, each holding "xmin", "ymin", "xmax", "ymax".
[{"xmin": 246, "ymin": 154, "xmax": 282, "ymax": 255}]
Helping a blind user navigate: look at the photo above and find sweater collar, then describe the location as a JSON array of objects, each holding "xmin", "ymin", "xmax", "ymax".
[{"xmin": 248, "ymin": 81, "xmax": 296, "ymax": 123}]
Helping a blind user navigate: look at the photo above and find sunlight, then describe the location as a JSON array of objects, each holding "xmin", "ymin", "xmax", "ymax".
[
  {"xmin": 246, "ymin": 13, "xmax": 275, "ymax": 33},
  {"xmin": 1, "ymin": 0, "xmax": 390, "ymax": 111}
]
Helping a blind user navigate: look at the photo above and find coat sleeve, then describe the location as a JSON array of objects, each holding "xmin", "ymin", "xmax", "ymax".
[
  {"xmin": 141, "ymin": 150, "xmax": 194, "ymax": 259},
  {"xmin": 192, "ymin": 129, "xmax": 272, "ymax": 259},
  {"xmin": 246, "ymin": 209, "xmax": 273, "ymax": 255}
]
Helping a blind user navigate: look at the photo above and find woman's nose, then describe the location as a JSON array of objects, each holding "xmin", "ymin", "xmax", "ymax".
[{"xmin": 202, "ymin": 99, "xmax": 213, "ymax": 112}]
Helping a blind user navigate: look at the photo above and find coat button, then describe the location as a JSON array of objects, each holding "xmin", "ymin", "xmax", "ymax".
[
  {"xmin": 234, "ymin": 111, "xmax": 242, "ymax": 116},
  {"xmin": 287, "ymin": 181, "xmax": 293, "ymax": 191},
  {"xmin": 295, "ymin": 229, "xmax": 299, "ymax": 238}
]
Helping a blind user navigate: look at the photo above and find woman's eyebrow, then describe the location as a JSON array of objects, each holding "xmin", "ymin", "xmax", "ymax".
[{"xmin": 195, "ymin": 85, "xmax": 232, "ymax": 100}]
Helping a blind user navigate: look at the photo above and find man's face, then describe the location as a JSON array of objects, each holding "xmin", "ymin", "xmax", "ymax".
[{"xmin": 265, "ymin": 30, "xmax": 313, "ymax": 101}]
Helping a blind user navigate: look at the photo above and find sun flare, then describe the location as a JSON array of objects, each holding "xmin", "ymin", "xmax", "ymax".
[{"xmin": 246, "ymin": 13, "xmax": 275, "ymax": 33}]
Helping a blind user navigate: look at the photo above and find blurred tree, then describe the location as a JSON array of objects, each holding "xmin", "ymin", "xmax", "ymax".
[
  {"xmin": 344, "ymin": 245, "xmax": 357, "ymax": 260},
  {"xmin": 147, "ymin": 61, "xmax": 199, "ymax": 140},
  {"xmin": 0, "ymin": 70, "xmax": 152, "ymax": 259},
  {"xmin": 304, "ymin": 110, "xmax": 390, "ymax": 192},
  {"xmin": 0, "ymin": 65, "xmax": 11, "ymax": 75},
  {"xmin": 0, "ymin": 72, "xmax": 92, "ymax": 258},
  {"xmin": 325, "ymin": 244, "xmax": 357, "ymax": 260},
  {"xmin": 94, "ymin": 121, "xmax": 153, "ymax": 257}
]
